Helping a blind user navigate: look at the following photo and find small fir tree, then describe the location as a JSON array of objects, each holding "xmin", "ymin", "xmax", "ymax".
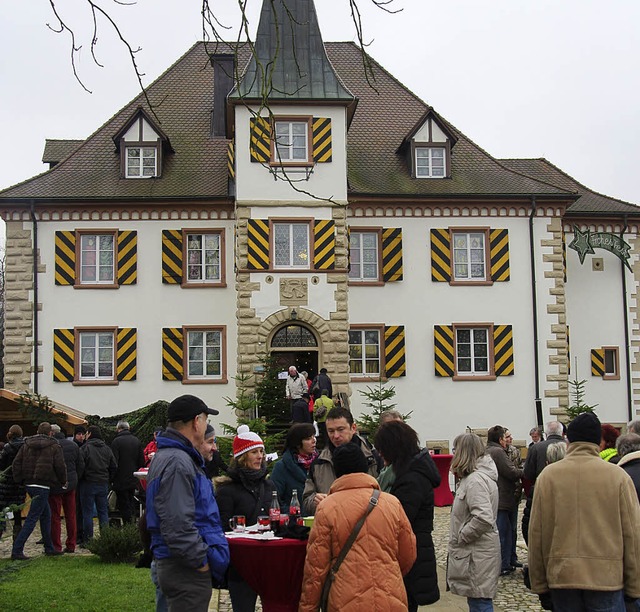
[
  {"xmin": 566, "ymin": 376, "xmax": 598, "ymax": 421},
  {"xmin": 355, "ymin": 378, "xmax": 411, "ymax": 440}
]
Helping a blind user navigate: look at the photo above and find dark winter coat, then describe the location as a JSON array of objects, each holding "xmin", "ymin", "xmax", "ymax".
[
  {"xmin": 485, "ymin": 442, "xmax": 523, "ymax": 512},
  {"xmin": 80, "ymin": 438, "xmax": 117, "ymax": 484},
  {"xmin": 523, "ymin": 434, "xmax": 564, "ymax": 481},
  {"xmin": 204, "ymin": 450, "xmax": 229, "ymax": 480},
  {"xmin": 390, "ymin": 449, "xmax": 441, "ymax": 607},
  {"xmin": 215, "ymin": 466, "xmax": 276, "ymax": 529},
  {"xmin": 310, "ymin": 372, "xmax": 332, "ymax": 399},
  {"xmin": 618, "ymin": 450, "xmax": 640, "ymax": 503},
  {"xmin": 13, "ymin": 434, "xmax": 67, "ymax": 488},
  {"xmin": 271, "ymin": 449, "xmax": 308, "ymax": 510},
  {"xmin": 0, "ymin": 437, "xmax": 26, "ymax": 507},
  {"xmin": 291, "ymin": 397, "xmax": 311, "ymax": 423},
  {"xmin": 51, "ymin": 433, "xmax": 84, "ymax": 494},
  {"xmin": 111, "ymin": 429, "xmax": 144, "ymax": 490}
]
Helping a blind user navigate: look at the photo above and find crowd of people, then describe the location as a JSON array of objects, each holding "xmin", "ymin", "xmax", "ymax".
[{"xmin": 2, "ymin": 380, "xmax": 640, "ymax": 612}]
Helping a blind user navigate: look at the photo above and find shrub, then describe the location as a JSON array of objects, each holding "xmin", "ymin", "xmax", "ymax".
[{"xmin": 85, "ymin": 523, "xmax": 142, "ymax": 564}]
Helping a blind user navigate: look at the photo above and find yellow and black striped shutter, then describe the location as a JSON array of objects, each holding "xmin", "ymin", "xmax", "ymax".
[
  {"xmin": 227, "ymin": 140, "xmax": 235, "ymax": 180},
  {"xmin": 116, "ymin": 328, "xmax": 137, "ymax": 381},
  {"xmin": 591, "ymin": 348, "xmax": 604, "ymax": 376},
  {"xmin": 490, "ymin": 229, "xmax": 510, "ymax": 282},
  {"xmin": 434, "ymin": 325, "xmax": 454, "ymax": 377},
  {"xmin": 494, "ymin": 325, "xmax": 514, "ymax": 376},
  {"xmin": 247, "ymin": 219, "xmax": 270, "ymax": 270},
  {"xmin": 249, "ymin": 117, "xmax": 271, "ymax": 163},
  {"xmin": 162, "ymin": 328, "xmax": 184, "ymax": 380},
  {"xmin": 430, "ymin": 229, "xmax": 451, "ymax": 282},
  {"xmin": 312, "ymin": 117, "xmax": 332, "ymax": 163},
  {"xmin": 55, "ymin": 231, "xmax": 76, "ymax": 285},
  {"xmin": 53, "ymin": 329, "xmax": 75, "ymax": 382},
  {"xmin": 162, "ymin": 230, "xmax": 183, "ymax": 284},
  {"xmin": 382, "ymin": 228, "xmax": 403, "ymax": 282},
  {"xmin": 117, "ymin": 231, "xmax": 137, "ymax": 285},
  {"xmin": 313, "ymin": 220, "xmax": 335, "ymax": 270},
  {"xmin": 384, "ymin": 325, "xmax": 406, "ymax": 377}
]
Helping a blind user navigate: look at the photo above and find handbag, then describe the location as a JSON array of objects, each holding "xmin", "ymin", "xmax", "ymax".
[{"xmin": 320, "ymin": 489, "xmax": 380, "ymax": 612}]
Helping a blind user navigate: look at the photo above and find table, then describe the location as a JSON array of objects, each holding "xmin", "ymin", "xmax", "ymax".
[
  {"xmin": 226, "ymin": 536, "xmax": 307, "ymax": 612},
  {"xmin": 432, "ymin": 454, "xmax": 454, "ymax": 506}
]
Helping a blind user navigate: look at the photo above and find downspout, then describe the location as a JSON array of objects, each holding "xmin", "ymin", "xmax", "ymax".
[
  {"xmin": 529, "ymin": 196, "xmax": 543, "ymax": 426},
  {"xmin": 30, "ymin": 201, "xmax": 39, "ymax": 394},
  {"xmin": 620, "ymin": 215, "xmax": 632, "ymax": 420}
]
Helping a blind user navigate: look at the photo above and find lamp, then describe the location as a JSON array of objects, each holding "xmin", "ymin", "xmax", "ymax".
[{"xmin": 290, "ymin": 308, "xmax": 298, "ymax": 320}]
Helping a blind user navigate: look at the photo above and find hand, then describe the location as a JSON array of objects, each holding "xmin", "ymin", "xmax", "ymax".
[
  {"xmin": 197, "ymin": 563, "xmax": 210, "ymax": 573},
  {"xmin": 314, "ymin": 493, "xmax": 327, "ymax": 507}
]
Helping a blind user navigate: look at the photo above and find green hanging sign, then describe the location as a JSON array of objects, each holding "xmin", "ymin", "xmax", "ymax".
[{"xmin": 568, "ymin": 225, "xmax": 632, "ymax": 271}]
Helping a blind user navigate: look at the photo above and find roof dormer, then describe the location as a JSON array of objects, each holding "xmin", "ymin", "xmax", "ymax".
[
  {"xmin": 399, "ymin": 109, "xmax": 457, "ymax": 179},
  {"xmin": 113, "ymin": 108, "xmax": 173, "ymax": 179}
]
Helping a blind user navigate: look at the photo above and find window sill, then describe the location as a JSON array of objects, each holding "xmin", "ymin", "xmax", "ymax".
[
  {"xmin": 348, "ymin": 280, "xmax": 384, "ymax": 287},
  {"xmin": 181, "ymin": 282, "xmax": 227, "ymax": 289},
  {"xmin": 603, "ymin": 374, "xmax": 621, "ymax": 381},
  {"xmin": 449, "ymin": 280, "xmax": 494, "ymax": 287},
  {"xmin": 182, "ymin": 378, "xmax": 228, "ymax": 385},
  {"xmin": 73, "ymin": 380, "xmax": 119, "ymax": 386},
  {"xmin": 350, "ymin": 376, "xmax": 387, "ymax": 383},
  {"xmin": 452, "ymin": 374, "xmax": 497, "ymax": 381},
  {"xmin": 74, "ymin": 283, "xmax": 119, "ymax": 290}
]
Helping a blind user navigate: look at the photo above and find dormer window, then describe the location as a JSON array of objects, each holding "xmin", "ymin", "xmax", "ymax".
[
  {"xmin": 273, "ymin": 118, "xmax": 311, "ymax": 165},
  {"xmin": 416, "ymin": 147, "xmax": 445, "ymax": 178},
  {"xmin": 113, "ymin": 108, "xmax": 173, "ymax": 179}
]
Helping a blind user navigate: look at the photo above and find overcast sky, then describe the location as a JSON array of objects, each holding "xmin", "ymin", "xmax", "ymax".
[{"xmin": 1, "ymin": 0, "xmax": 639, "ymax": 205}]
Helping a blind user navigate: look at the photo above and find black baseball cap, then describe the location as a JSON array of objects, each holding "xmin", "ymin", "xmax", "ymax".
[{"xmin": 168, "ymin": 395, "xmax": 219, "ymax": 421}]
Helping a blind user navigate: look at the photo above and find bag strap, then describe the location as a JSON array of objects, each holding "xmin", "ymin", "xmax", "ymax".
[{"xmin": 331, "ymin": 489, "xmax": 380, "ymax": 574}]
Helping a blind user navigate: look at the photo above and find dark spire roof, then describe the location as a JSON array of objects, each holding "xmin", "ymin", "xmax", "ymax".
[{"xmin": 231, "ymin": 0, "xmax": 354, "ymax": 103}]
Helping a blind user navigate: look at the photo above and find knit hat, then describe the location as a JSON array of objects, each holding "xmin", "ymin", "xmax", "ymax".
[
  {"xmin": 567, "ymin": 412, "xmax": 601, "ymax": 444},
  {"xmin": 204, "ymin": 424, "xmax": 216, "ymax": 440},
  {"xmin": 233, "ymin": 425, "xmax": 264, "ymax": 458},
  {"xmin": 333, "ymin": 442, "xmax": 368, "ymax": 478}
]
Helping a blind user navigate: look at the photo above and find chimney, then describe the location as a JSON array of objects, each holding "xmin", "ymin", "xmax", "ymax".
[{"xmin": 210, "ymin": 54, "xmax": 235, "ymax": 138}]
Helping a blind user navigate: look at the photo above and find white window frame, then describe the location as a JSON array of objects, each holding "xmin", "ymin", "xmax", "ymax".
[
  {"xmin": 603, "ymin": 346, "xmax": 620, "ymax": 380},
  {"xmin": 452, "ymin": 231, "xmax": 487, "ymax": 281},
  {"xmin": 273, "ymin": 222, "xmax": 310, "ymax": 269},
  {"xmin": 455, "ymin": 326, "xmax": 490, "ymax": 376},
  {"xmin": 186, "ymin": 329, "xmax": 223, "ymax": 380},
  {"xmin": 79, "ymin": 331, "xmax": 115, "ymax": 381},
  {"xmin": 415, "ymin": 146, "xmax": 446, "ymax": 178},
  {"xmin": 79, "ymin": 233, "xmax": 115, "ymax": 285},
  {"xmin": 348, "ymin": 328, "xmax": 381, "ymax": 377},
  {"xmin": 349, "ymin": 231, "xmax": 380, "ymax": 281},
  {"xmin": 186, "ymin": 232, "xmax": 221, "ymax": 284},
  {"xmin": 126, "ymin": 146, "xmax": 157, "ymax": 178},
  {"xmin": 274, "ymin": 120, "xmax": 309, "ymax": 163}
]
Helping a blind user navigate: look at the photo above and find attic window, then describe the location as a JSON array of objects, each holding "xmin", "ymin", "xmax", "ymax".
[
  {"xmin": 272, "ymin": 118, "xmax": 312, "ymax": 166},
  {"xmin": 416, "ymin": 147, "xmax": 445, "ymax": 178},
  {"xmin": 126, "ymin": 147, "xmax": 157, "ymax": 178}
]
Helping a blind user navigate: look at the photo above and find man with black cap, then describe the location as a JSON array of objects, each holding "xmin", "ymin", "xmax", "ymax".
[
  {"xmin": 146, "ymin": 394, "xmax": 229, "ymax": 612},
  {"xmin": 528, "ymin": 412, "xmax": 640, "ymax": 611}
]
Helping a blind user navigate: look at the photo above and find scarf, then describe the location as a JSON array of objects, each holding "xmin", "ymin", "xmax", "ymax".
[
  {"xmin": 295, "ymin": 451, "xmax": 318, "ymax": 472},
  {"xmin": 229, "ymin": 464, "xmax": 268, "ymax": 488}
]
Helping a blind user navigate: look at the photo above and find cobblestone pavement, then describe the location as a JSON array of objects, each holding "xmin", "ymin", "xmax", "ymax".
[{"xmin": 2, "ymin": 501, "xmax": 542, "ymax": 611}]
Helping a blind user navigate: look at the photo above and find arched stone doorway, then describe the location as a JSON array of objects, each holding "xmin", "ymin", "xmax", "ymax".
[{"xmin": 269, "ymin": 323, "xmax": 320, "ymax": 380}]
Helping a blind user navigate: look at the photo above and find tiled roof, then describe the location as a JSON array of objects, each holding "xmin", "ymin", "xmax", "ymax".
[
  {"xmin": 0, "ymin": 42, "xmax": 580, "ymax": 202},
  {"xmin": 500, "ymin": 158, "xmax": 640, "ymax": 215},
  {"xmin": 42, "ymin": 139, "xmax": 83, "ymax": 165}
]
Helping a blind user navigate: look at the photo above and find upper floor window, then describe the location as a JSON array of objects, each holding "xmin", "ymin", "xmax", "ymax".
[
  {"xmin": 453, "ymin": 231, "xmax": 486, "ymax": 281},
  {"xmin": 80, "ymin": 233, "xmax": 115, "ymax": 285},
  {"xmin": 187, "ymin": 329, "xmax": 223, "ymax": 380},
  {"xmin": 79, "ymin": 330, "xmax": 115, "ymax": 381},
  {"xmin": 416, "ymin": 146, "xmax": 445, "ymax": 178},
  {"xmin": 274, "ymin": 120, "xmax": 310, "ymax": 164},
  {"xmin": 349, "ymin": 231, "xmax": 379, "ymax": 281},
  {"xmin": 186, "ymin": 233, "xmax": 221, "ymax": 283},
  {"xmin": 349, "ymin": 328, "xmax": 381, "ymax": 376},
  {"xmin": 274, "ymin": 222, "xmax": 310, "ymax": 268},
  {"xmin": 455, "ymin": 327, "xmax": 490, "ymax": 376},
  {"xmin": 126, "ymin": 147, "xmax": 157, "ymax": 178}
]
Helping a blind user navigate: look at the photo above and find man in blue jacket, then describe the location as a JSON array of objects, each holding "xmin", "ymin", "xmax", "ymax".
[{"xmin": 146, "ymin": 395, "xmax": 229, "ymax": 611}]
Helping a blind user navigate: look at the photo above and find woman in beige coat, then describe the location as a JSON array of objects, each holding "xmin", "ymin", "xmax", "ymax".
[
  {"xmin": 299, "ymin": 442, "xmax": 416, "ymax": 611},
  {"xmin": 447, "ymin": 433, "xmax": 501, "ymax": 612}
]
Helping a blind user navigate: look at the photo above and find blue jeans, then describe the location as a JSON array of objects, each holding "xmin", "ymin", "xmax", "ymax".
[
  {"xmin": 80, "ymin": 482, "xmax": 109, "ymax": 540},
  {"xmin": 550, "ymin": 588, "xmax": 625, "ymax": 612},
  {"xmin": 496, "ymin": 509, "xmax": 513, "ymax": 571},
  {"xmin": 467, "ymin": 597, "xmax": 494, "ymax": 612},
  {"xmin": 509, "ymin": 506, "xmax": 519, "ymax": 564},
  {"xmin": 151, "ymin": 560, "xmax": 168, "ymax": 612},
  {"xmin": 12, "ymin": 486, "xmax": 54, "ymax": 556}
]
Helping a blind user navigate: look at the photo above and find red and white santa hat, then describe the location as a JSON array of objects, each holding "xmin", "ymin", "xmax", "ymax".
[{"xmin": 233, "ymin": 424, "xmax": 265, "ymax": 458}]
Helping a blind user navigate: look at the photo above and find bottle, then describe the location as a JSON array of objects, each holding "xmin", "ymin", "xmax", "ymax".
[
  {"xmin": 289, "ymin": 490, "xmax": 302, "ymax": 527},
  {"xmin": 269, "ymin": 491, "xmax": 281, "ymax": 532}
]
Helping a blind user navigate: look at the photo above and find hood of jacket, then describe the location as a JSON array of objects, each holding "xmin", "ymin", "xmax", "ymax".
[
  {"xmin": 476, "ymin": 454, "xmax": 499, "ymax": 482},
  {"xmin": 407, "ymin": 448, "xmax": 441, "ymax": 488},
  {"xmin": 156, "ymin": 428, "xmax": 204, "ymax": 468},
  {"xmin": 329, "ymin": 471, "xmax": 379, "ymax": 495},
  {"xmin": 617, "ymin": 449, "xmax": 640, "ymax": 468},
  {"xmin": 24, "ymin": 434, "xmax": 58, "ymax": 451},
  {"xmin": 86, "ymin": 437, "xmax": 108, "ymax": 450}
]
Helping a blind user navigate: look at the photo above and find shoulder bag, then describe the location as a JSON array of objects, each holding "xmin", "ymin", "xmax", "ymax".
[{"xmin": 320, "ymin": 489, "xmax": 380, "ymax": 612}]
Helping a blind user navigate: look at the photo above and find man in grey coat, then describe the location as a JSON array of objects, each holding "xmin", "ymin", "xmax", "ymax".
[{"xmin": 523, "ymin": 421, "xmax": 564, "ymax": 482}]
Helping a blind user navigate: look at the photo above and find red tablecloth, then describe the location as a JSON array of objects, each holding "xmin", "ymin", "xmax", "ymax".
[
  {"xmin": 227, "ymin": 537, "xmax": 308, "ymax": 612},
  {"xmin": 432, "ymin": 454, "xmax": 454, "ymax": 506}
]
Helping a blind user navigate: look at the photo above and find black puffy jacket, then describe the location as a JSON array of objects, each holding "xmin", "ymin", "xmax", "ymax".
[
  {"xmin": 390, "ymin": 449, "xmax": 441, "ymax": 607},
  {"xmin": 0, "ymin": 437, "xmax": 26, "ymax": 507},
  {"xmin": 51, "ymin": 433, "xmax": 84, "ymax": 494},
  {"xmin": 110, "ymin": 430, "xmax": 144, "ymax": 490}
]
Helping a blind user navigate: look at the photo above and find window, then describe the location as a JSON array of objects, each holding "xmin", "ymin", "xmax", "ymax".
[
  {"xmin": 187, "ymin": 330, "xmax": 223, "ymax": 380},
  {"xmin": 80, "ymin": 233, "xmax": 115, "ymax": 285},
  {"xmin": 452, "ymin": 231, "xmax": 487, "ymax": 281},
  {"xmin": 349, "ymin": 329, "xmax": 381, "ymax": 376},
  {"xmin": 186, "ymin": 233, "xmax": 221, "ymax": 283},
  {"xmin": 416, "ymin": 147, "xmax": 445, "ymax": 178},
  {"xmin": 79, "ymin": 331, "xmax": 114, "ymax": 381},
  {"xmin": 126, "ymin": 146, "xmax": 157, "ymax": 178},
  {"xmin": 455, "ymin": 327, "xmax": 490, "ymax": 376},
  {"xmin": 604, "ymin": 347, "xmax": 620, "ymax": 379},
  {"xmin": 274, "ymin": 222, "xmax": 310, "ymax": 268},
  {"xmin": 274, "ymin": 120, "xmax": 309, "ymax": 163},
  {"xmin": 349, "ymin": 231, "xmax": 379, "ymax": 281}
]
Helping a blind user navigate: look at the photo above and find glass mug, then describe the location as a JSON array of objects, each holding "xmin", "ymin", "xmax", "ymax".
[
  {"xmin": 257, "ymin": 515, "xmax": 270, "ymax": 532},
  {"xmin": 229, "ymin": 515, "xmax": 246, "ymax": 532}
]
